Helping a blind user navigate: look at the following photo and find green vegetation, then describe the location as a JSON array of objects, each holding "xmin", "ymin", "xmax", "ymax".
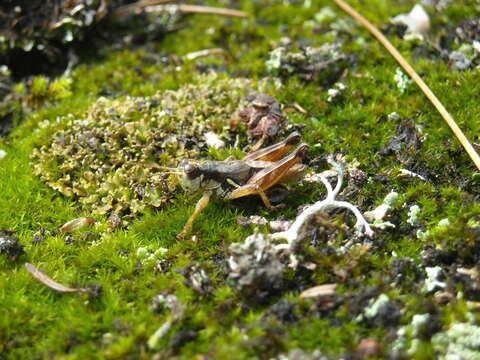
[{"xmin": 1, "ymin": 1, "xmax": 480, "ymax": 359}]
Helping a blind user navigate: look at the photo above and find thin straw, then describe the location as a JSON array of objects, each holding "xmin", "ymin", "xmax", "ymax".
[{"xmin": 334, "ymin": 0, "xmax": 480, "ymax": 171}]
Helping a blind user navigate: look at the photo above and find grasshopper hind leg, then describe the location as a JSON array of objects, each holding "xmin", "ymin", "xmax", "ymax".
[{"xmin": 176, "ymin": 191, "xmax": 212, "ymax": 239}]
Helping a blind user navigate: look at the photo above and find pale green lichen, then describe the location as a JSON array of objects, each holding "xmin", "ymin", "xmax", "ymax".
[
  {"xmin": 314, "ymin": 7, "xmax": 336, "ymax": 24},
  {"xmin": 391, "ymin": 313, "xmax": 431, "ymax": 356},
  {"xmin": 364, "ymin": 294, "xmax": 390, "ymax": 319},
  {"xmin": 394, "ymin": 67, "xmax": 413, "ymax": 94},
  {"xmin": 136, "ymin": 246, "xmax": 168, "ymax": 264},
  {"xmin": 364, "ymin": 191, "xmax": 398, "ymax": 226},
  {"xmin": 437, "ymin": 218, "xmax": 451, "ymax": 227},
  {"xmin": 432, "ymin": 323, "xmax": 480, "ymax": 360},
  {"xmin": 407, "ymin": 205, "xmax": 421, "ymax": 226},
  {"xmin": 30, "ymin": 73, "xmax": 268, "ymax": 218}
]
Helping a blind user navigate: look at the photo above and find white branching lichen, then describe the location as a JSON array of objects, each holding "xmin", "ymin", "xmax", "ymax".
[
  {"xmin": 271, "ymin": 159, "xmax": 373, "ymax": 247},
  {"xmin": 227, "ymin": 160, "xmax": 373, "ymax": 274}
]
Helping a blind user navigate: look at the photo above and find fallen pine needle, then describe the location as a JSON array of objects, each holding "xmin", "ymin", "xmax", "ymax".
[
  {"xmin": 25, "ymin": 263, "xmax": 89, "ymax": 294},
  {"xmin": 334, "ymin": 0, "xmax": 480, "ymax": 171}
]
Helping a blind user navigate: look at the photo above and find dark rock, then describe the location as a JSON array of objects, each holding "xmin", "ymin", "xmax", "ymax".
[
  {"xmin": 0, "ymin": 230, "xmax": 25, "ymax": 260},
  {"xmin": 266, "ymin": 298, "xmax": 298, "ymax": 324},
  {"xmin": 168, "ymin": 330, "xmax": 197, "ymax": 351}
]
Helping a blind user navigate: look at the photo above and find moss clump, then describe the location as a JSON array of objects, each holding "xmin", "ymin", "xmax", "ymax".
[
  {"xmin": 28, "ymin": 76, "xmax": 73, "ymax": 107},
  {"xmin": 30, "ymin": 73, "xmax": 269, "ymax": 218}
]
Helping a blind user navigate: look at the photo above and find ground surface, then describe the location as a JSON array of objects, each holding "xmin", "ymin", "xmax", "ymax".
[{"xmin": 1, "ymin": 1, "xmax": 480, "ymax": 359}]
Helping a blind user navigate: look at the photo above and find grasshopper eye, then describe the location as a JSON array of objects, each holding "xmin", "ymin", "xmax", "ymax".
[
  {"xmin": 184, "ymin": 163, "xmax": 199, "ymax": 179},
  {"xmin": 252, "ymin": 101, "xmax": 268, "ymax": 109}
]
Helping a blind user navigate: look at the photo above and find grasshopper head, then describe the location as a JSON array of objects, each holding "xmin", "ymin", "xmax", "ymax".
[{"xmin": 178, "ymin": 159, "xmax": 203, "ymax": 193}]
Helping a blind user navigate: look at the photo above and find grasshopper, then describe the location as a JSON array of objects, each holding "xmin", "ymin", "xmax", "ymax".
[{"xmin": 171, "ymin": 132, "xmax": 309, "ymax": 239}]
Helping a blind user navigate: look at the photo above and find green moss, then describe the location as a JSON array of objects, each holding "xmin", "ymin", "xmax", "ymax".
[{"xmin": 2, "ymin": 0, "xmax": 480, "ymax": 359}]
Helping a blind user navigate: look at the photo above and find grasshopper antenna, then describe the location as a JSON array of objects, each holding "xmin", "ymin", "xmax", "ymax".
[{"xmin": 124, "ymin": 161, "xmax": 183, "ymax": 176}]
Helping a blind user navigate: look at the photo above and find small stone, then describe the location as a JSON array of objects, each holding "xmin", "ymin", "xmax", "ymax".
[
  {"xmin": 390, "ymin": 4, "xmax": 430, "ymax": 36},
  {"xmin": 434, "ymin": 291, "xmax": 455, "ymax": 305},
  {"xmin": 357, "ymin": 338, "xmax": 381, "ymax": 357},
  {"xmin": 228, "ymin": 233, "xmax": 285, "ymax": 300},
  {"xmin": 0, "ymin": 231, "xmax": 25, "ymax": 260},
  {"xmin": 0, "ymin": 149, "xmax": 6, "ymax": 160},
  {"xmin": 108, "ymin": 212, "xmax": 122, "ymax": 230}
]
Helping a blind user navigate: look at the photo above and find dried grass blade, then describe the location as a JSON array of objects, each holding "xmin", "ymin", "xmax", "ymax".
[
  {"xmin": 25, "ymin": 263, "xmax": 88, "ymax": 293},
  {"xmin": 144, "ymin": 4, "xmax": 248, "ymax": 18},
  {"xmin": 115, "ymin": 0, "xmax": 178, "ymax": 17},
  {"xmin": 334, "ymin": 0, "xmax": 480, "ymax": 171}
]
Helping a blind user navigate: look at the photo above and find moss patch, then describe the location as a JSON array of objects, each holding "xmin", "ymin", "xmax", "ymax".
[{"xmin": 2, "ymin": 1, "xmax": 480, "ymax": 359}]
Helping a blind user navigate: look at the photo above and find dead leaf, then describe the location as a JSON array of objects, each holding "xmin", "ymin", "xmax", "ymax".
[
  {"xmin": 25, "ymin": 263, "xmax": 88, "ymax": 293},
  {"xmin": 59, "ymin": 217, "xmax": 96, "ymax": 233},
  {"xmin": 300, "ymin": 283, "xmax": 337, "ymax": 299}
]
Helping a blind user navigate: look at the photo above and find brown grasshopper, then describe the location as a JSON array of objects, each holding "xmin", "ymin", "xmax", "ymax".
[{"xmin": 172, "ymin": 132, "xmax": 309, "ymax": 239}]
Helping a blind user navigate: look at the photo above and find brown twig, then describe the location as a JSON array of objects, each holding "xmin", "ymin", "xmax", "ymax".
[
  {"xmin": 334, "ymin": 0, "xmax": 480, "ymax": 171},
  {"xmin": 25, "ymin": 263, "xmax": 89, "ymax": 294}
]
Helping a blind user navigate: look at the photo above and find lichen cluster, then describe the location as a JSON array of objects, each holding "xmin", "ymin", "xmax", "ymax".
[
  {"xmin": 228, "ymin": 233, "xmax": 286, "ymax": 300},
  {"xmin": 30, "ymin": 73, "xmax": 265, "ymax": 218},
  {"xmin": 266, "ymin": 42, "xmax": 348, "ymax": 84}
]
